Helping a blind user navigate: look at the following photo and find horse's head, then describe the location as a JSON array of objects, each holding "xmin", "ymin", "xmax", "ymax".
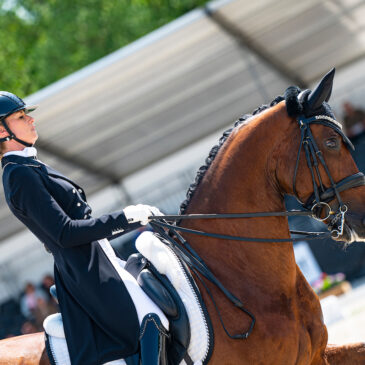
[{"xmin": 277, "ymin": 69, "xmax": 365, "ymax": 243}]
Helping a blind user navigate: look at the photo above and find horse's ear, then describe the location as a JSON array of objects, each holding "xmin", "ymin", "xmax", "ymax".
[{"xmin": 307, "ymin": 68, "xmax": 335, "ymax": 110}]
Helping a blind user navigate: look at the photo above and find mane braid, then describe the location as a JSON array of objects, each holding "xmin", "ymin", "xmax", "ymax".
[{"xmin": 179, "ymin": 95, "xmax": 285, "ymax": 214}]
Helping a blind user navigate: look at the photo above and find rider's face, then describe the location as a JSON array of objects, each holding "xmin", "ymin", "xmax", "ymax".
[{"xmin": 3, "ymin": 110, "xmax": 38, "ymax": 145}]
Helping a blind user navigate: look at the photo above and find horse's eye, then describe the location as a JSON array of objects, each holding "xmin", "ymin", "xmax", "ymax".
[{"xmin": 325, "ymin": 138, "xmax": 339, "ymax": 149}]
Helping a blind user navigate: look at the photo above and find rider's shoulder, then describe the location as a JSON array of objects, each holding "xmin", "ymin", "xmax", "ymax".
[{"xmin": 4, "ymin": 162, "xmax": 40, "ymax": 182}]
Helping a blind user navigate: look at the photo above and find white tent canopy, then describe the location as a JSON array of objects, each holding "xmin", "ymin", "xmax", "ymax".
[{"xmin": 1, "ymin": 0, "xmax": 365, "ymax": 243}]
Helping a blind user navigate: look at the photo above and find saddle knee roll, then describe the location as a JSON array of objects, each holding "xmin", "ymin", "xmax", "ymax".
[{"xmin": 137, "ymin": 269, "xmax": 178, "ymax": 318}]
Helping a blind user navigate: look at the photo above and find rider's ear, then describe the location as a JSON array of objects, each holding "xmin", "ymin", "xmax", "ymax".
[{"xmin": 306, "ymin": 68, "xmax": 335, "ymax": 110}]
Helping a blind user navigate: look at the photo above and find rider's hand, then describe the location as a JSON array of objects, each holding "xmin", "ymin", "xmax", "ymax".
[{"xmin": 123, "ymin": 204, "xmax": 163, "ymax": 225}]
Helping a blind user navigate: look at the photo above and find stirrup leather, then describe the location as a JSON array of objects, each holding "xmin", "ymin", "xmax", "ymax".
[{"xmin": 139, "ymin": 313, "xmax": 169, "ymax": 365}]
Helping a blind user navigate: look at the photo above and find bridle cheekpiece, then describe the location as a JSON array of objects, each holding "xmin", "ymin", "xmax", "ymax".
[{"xmin": 293, "ymin": 114, "xmax": 365, "ymax": 238}]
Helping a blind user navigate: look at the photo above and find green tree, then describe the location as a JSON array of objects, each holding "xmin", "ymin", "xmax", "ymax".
[{"xmin": 0, "ymin": 0, "xmax": 208, "ymax": 96}]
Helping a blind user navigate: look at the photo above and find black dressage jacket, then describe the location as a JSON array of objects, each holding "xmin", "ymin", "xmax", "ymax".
[{"xmin": 1, "ymin": 154, "xmax": 141, "ymax": 365}]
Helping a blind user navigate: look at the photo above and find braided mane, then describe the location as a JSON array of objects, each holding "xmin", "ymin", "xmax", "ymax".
[{"xmin": 179, "ymin": 95, "xmax": 285, "ymax": 214}]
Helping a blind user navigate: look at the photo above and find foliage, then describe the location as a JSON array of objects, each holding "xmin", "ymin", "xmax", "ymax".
[{"xmin": 0, "ymin": 0, "xmax": 208, "ymax": 96}]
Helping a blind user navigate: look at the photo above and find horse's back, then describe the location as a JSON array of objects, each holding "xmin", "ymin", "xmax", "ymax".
[{"xmin": 0, "ymin": 332, "xmax": 49, "ymax": 365}]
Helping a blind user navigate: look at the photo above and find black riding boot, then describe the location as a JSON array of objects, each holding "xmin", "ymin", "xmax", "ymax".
[{"xmin": 139, "ymin": 313, "xmax": 169, "ymax": 365}]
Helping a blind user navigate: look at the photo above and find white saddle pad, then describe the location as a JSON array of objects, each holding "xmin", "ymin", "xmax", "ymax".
[
  {"xmin": 44, "ymin": 313, "xmax": 126, "ymax": 365},
  {"xmin": 136, "ymin": 231, "xmax": 211, "ymax": 365}
]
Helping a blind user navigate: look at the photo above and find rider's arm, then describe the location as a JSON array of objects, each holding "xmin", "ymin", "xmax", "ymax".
[{"xmin": 7, "ymin": 165, "xmax": 141, "ymax": 248}]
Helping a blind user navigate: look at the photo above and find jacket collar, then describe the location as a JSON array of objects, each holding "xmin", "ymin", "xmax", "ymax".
[
  {"xmin": 1, "ymin": 154, "xmax": 42, "ymax": 169},
  {"xmin": 1, "ymin": 154, "xmax": 85, "ymax": 195},
  {"xmin": 2, "ymin": 154, "xmax": 69, "ymax": 181},
  {"xmin": 3, "ymin": 146, "xmax": 38, "ymax": 159}
]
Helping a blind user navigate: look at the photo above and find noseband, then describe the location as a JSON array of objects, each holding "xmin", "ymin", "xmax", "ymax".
[{"xmin": 293, "ymin": 114, "xmax": 365, "ymax": 237}]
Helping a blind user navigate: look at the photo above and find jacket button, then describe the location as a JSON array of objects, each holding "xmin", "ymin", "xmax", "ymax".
[
  {"xmin": 72, "ymin": 189, "xmax": 76, "ymax": 193},
  {"xmin": 78, "ymin": 189, "xmax": 83, "ymax": 193},
  {"xmin": 77, "ymin": 202, "xmax": 81, "ymax": 207}
]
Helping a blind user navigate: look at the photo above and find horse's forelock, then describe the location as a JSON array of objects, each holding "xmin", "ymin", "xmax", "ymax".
[{"xmin": 284, "ymin": 86, "xmax": 303, "ymax": 117}]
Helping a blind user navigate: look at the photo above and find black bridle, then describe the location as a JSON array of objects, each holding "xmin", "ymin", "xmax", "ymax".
[
  {"xmin": 148, "ymin": 114, "xmax": 365, "ymax": 340},
  {"xmin": 293, "ymin": 114, "xmax": 364, "ymax": 238},
  {"xmin": 151, "ymin": 114, "xmax": 365, "ymax": 240}
]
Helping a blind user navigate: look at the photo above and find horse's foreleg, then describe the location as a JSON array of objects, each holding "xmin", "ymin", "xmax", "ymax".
[{"xmin": 325, "ymin": 343, "xmax": 365, "ymax": 365}]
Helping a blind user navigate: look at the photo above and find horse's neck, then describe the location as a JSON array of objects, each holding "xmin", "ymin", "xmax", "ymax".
[
  {"xmin": 187, "ymin": 103, "xmax": 289, "ymax": 221},
  {"xmin": 183, "ymin": 103, "xmax": 298, "ymax": 290}
]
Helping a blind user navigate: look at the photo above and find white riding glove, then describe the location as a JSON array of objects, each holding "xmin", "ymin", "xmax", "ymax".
[{"xmin": 123, "ymin": 204, "xmax": 163, "ymax": 225}]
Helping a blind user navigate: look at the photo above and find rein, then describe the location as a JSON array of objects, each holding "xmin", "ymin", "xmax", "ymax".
[
  {"xmin": 149, "ymin": 209, "xmax": 333, "ymax": 242},
  {"xmin": 147, "ymin": 113, "xmax": 365, "ymax": 342}
]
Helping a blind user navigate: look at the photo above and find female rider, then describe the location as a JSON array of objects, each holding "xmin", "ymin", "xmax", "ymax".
[{"xmin": 0, "ymin": 91, "xmax": 168, "ymax": 365}]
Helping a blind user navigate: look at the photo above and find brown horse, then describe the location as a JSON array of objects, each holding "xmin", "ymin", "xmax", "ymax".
[
  {"xmin": 176, "ymin": 70, "xmax": 365, "ymax": 365},
  {"xmin": 1, "ymin": 70, "xmax": 365, "ymax": 364}
]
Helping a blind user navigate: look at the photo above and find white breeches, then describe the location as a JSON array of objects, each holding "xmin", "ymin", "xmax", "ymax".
[{"xmin": 97, "ymin": 238, "xmax": 169, "ymax": 330}]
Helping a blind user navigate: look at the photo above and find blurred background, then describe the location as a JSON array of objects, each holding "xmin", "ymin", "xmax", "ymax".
[{"xmin": 1, "ymin": 0, "xmax": 365, "ymax": 343}]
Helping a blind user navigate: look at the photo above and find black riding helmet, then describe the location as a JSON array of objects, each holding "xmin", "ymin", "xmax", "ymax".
[{"xmin": 0, "ymin": 91, "xmax": 37, "ymax": 147}]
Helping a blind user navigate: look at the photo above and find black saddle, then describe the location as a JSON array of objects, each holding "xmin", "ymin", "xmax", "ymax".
[{"xmin": 125, "ymin": 253, "xmax": 191, "ymax": 365}]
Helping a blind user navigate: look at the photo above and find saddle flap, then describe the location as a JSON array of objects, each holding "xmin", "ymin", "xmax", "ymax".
[{"xmin": 125, "ymin": 253, "xmax": 190, "ymax": 365}]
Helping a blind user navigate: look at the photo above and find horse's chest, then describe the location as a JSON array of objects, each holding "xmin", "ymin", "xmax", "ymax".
[{"xmin": 295, "ymin": 276, "xmax": 328, "ymax": 364}]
